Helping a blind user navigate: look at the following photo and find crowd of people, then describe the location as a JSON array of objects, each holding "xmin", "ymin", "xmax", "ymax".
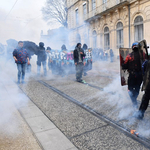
[
  {"xmin": 11, "ymin": 39, "xmax": 150, "ymax": 120},
  {"xmin": 12, "ymin": 41, "xmax": 92, "ymax": 84},
  {"xmin": 92, "ymin": 48, "xmax": 114, "ymax": 62}
]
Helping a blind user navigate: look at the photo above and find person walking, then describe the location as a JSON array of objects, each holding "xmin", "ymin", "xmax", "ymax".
[
  {"xmin": 122, "ymin": 42, "xmax": 145, "ymax": 108},
  {"xmin": 37, "ymin": 42, "xmax": 47, "ymax": 76},
  {"xmin": 82, "ymin": 44, "xmax": 88, "ymax": 76},
  {"xmin": 136, "ymin": 59, "xmax": 150, "ymax": 119},
  {"xmin": 13, "ymin": 41, "xmax": 30, "ymax": 84},
  {"xmin": 46, "ymin": 47, "xmax": 52, "ymax": 70},
  {"xmin": 110, "ymin": 49, "xmax": 114, "ymax": 62}
]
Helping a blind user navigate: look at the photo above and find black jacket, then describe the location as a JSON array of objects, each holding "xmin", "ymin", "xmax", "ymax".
[
  {"xmin": 142, "ymin": 60, "xmax": 150, "ymax": 91},
  {"xmin": 110, "ymin": 49, "xmax": 114, "ymax": 57},
  {"xmin": 73, "ymin": 47, "xmax": 86, "ymax": 63},
  {"xmin": 122, "ymin": 51, "xmax": 142, "ymax": 73},
  {"xmin": 37, "ymin": 46, "xmax": 47, "ymax": 62}
]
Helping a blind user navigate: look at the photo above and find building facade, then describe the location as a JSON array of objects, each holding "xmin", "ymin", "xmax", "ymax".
[{"xmin": 67, "ymin": 0, "xmax": 150, "ymax": 55}]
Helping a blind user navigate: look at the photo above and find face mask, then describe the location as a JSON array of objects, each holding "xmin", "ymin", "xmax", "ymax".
[{"xmin": 133, "ymin": 47, "xmax": 138, "ymax": 51}]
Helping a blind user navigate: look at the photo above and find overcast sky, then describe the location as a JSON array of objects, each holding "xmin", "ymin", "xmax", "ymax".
[{"xmin": 0, "ymin": 0, "xmax": 59, "ymax": 44}]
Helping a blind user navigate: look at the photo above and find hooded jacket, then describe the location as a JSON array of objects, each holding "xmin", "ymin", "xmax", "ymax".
[
  {"xmin": 37, "ymin": 46, "xmax": 47, "ymax": 62},
  {"xmin": 73, "ymin": 46, "xmax": 86, "ymax": 63}
]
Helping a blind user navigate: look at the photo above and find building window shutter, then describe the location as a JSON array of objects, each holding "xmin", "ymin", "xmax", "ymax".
[
  {"xmin": 134, "ymin": 16, "xmax": 144, "ymax": 41},
  {"xmin": 83, "ymin": 4, "xmax": 87, "ymax": 15},
  {"xmin": 116, "ymin": 22, "xmax": 124, "ymax": 48},
  {"xmin": 75, "ymin": 9, "xmax": 79, "ymax": 25},
  {"xmin": 104, "ymin": 27, "xmax": 110, "ymax": 50},
  {"xmin": 92, "ymin": 0, "xmax": 96, "ymax": 10},
  {"xmin": 103, "ymin": 0, "xmax": 107, "ymax": 4}
]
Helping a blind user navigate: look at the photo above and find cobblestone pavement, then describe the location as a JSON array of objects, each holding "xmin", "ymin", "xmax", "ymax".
[{"xmin": 19, "ymin": 61, "xmax": 150, "ymax": 150}]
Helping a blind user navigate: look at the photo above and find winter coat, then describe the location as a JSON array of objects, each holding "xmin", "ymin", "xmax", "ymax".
[
  {"xmin": 122, "ymin": 51, "xmax": 142, "ymax": 73},
  {"xmin": 73, "ymin": 47, "xmax": 86, "ymax": 63},
  {"xmin": 110, "ymin": 49, "xmax": 114, "ymax": 57},
  {"xmin": 37, "ymin": 46, "xmax": 47, "ymax": 62},
  {"xmin": 13, "ymin": 47, "xmax": 28, "ymax": 64}
]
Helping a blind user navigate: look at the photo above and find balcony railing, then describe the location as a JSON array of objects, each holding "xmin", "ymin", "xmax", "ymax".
[{"xmin": 84, "ymin": 0, "xmax": 129, "ymax": 21}]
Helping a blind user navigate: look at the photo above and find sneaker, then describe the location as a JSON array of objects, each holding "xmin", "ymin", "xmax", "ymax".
[{"xmin": 77, "ymin": 79, "xmax": 83, "ymax": 82}]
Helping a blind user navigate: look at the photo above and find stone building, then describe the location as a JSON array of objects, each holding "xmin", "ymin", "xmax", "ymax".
[{"xmin": 67, "ymin": 0, "xmax": 150, "ymax": 55}]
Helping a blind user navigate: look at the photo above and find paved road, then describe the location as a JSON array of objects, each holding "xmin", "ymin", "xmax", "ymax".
[
  {"xmin": 0, "ymin": 70, "xmax": 42, "ymax": 150},
  {"xmin": 19, "ymin": 61, "xmax": 150, "ymax": 150}
]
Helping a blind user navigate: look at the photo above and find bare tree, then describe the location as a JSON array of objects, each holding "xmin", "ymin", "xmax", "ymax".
[{"xmin": 42, "ymin": 0, "xmax": 68, "ymax": 28}]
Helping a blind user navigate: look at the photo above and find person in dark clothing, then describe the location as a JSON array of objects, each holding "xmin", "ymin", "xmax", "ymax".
[
  {"xmin": 82, "ymin": 44, "xmax": 88, "ymax": 51},
  {"xmin": 104, "ymin": 51, "xmax": 108, "ymax": 61},
  {"xmin": 37, "ymin": 42, "xmax": 47, "ymax": 76},
  {"xmin": 13, "ymin": 41, "xmax": 30, "ymax": 84},
  {"xmin": 73, "ymin": 43, "xmax": 86, "ymax": 82},
  {"xmin": 46, "ymin": 47, "xmax": 52, "ymax": 70},
  {"xmin": 110, "ymin": 49, "xmax": 114, "ymax": 62},
  {"xmin": 122, "ymin": 42, "xmax": 144, "ymax": 108},
  {"xmin": 47, "ymin": 46, "xmax": 51, "ymax": 52},
  {"xmin": 99, "ymin": 49, "xmax": 104, "ymax": 61},
  {"xmin": 82, "ymin": 44, "xmax": 88, "ymax": 76},
  {"xmin": 61, "ymin": 44, "xmax": 67, "ymax": 51},
  {"xmin": 26, "ymin": 50, "xmax": 32, "ymax": 73},
  {"xmin": 136, "ymin": 59, "xmax": 150, "ymax": 119},
  {"xmin": 60, "ymin": 45, "xmax": 67, "ymax": 77}
]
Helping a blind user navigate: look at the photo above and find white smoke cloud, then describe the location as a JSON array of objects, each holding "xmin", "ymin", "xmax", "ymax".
[
  {"xmin": 0, "ymin": 48, "xmax": 37, "ymax": 137},
  {"xmin": 0, "ymin": 0, "xmax": 59, "ymax": 44}
]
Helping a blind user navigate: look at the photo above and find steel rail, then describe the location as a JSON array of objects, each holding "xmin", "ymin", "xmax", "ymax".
[{"xmin": 38, "ymin": 80, "xmax": 150, "ymax": 149}]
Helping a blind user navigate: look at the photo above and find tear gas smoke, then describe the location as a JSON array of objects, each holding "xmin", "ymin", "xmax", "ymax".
[{"xmin": 0, "ymin": 56, "xmax": 27, "ymax": 136}]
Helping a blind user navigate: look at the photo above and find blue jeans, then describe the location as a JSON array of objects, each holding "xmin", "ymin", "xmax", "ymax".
[
  {"xmin": 110, "ymin": 56, "xmax": 114, "ymax": 62},
  {"xmin": 17, "ymin": 63, "xmax": 26, "ymax": 81},
  {"xmin": 76, "ymin": 62, "xmax": 84, "ymax": 80}
]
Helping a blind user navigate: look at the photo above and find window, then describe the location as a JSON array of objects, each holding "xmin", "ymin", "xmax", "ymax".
[
  {"xmin": 83, "ymin": 3, "xmax": 87, "ymax": 15},
  {"xmin": 116, "ymin": 22, "xmax": 124, "ymax": 48},
  {"xmin": 134, "ymin": 16, "xmax": 143, "ymax": 41},
  {"xmin": 75, "ymin": 9, "xmax": 79, "ymax": 25},
  {"xmin": 103, "ymin": 0, "xmax": 107, "ymax": 4},
  {"xmin": 92, "ymin": 0, "xmax": 96, "ymax": 10},
  {"xmin": 104, "ymin": 27, "xmax": 110, "ymax": 50},
  {"xmin": 93, "ymin": 31, "xmax": 97, "ymax": 48}
]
